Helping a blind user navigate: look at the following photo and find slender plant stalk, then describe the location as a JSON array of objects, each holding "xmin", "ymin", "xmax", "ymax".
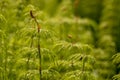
[
  {"xmin": 82, "ymin": 55, "xmax": 85, "ymax": 74},
  {"xmin": 30, "ymin": 10, "xmax": 42, "ymax": 80},
  {"xmin": 4, "ymin": 43, "xmax": 8, "ymax": 80},
  {"xmin": 26, "ymin": 34, "xmax": 34, "ymax": 70}
]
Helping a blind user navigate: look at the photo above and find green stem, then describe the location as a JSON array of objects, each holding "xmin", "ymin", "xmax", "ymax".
[
  {"xmin": 4, "ymin": 46, "xmax": 8, "ymax": 80},
  {"xmin": 30, "ymin": 10, "xmax": 42, "ymax": 80},
  {"xmin": 38, "ymin": 32, "xmax": 42, "ymax": 80}
]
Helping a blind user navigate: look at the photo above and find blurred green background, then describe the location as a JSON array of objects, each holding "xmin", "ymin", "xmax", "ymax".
[{"xmin": 0, "ymin": 0, "xmax": 120, "ymax": 80}]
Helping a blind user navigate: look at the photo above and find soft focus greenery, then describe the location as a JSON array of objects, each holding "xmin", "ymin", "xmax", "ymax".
[{"xmin": 0, "ymin": 0, "xmax": 120, "ymax": 80}]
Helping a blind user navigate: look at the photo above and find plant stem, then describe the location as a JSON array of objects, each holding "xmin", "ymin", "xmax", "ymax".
[
  {"xmin": 30, "ymin": 10, "xmax": 42, "ymax": 80},
  {"xmin": 4, "ymin": 45, "xmax": 8, "ymax": 80},
  {"xmin": 82, "ymin": 55, "xmax": 85, "ymax": 73},
  {"xmin": 38, "ymin": 30, "xmax": 42, "ymax": 80}
]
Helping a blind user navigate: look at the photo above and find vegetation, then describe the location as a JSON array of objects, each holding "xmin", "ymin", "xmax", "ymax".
[{"xmin": 0, "ymin": 0, "xmax": 120, "ymax": 80}]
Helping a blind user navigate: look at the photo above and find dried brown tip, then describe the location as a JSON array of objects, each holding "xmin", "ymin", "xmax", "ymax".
[
  {"xmin": 30, "ymin": 10, "xmax": 35, "ymax": 18},
  {"xmin": 68, "ymin": 34, "xmax": 72, "ymax": 39},
  {"xmin": 74, "ymin": 0, "xmax": 79, "ymax": 8},
  {"xmin": 37, "ymin": 24, "xmax": 41, "ymax": 32}
]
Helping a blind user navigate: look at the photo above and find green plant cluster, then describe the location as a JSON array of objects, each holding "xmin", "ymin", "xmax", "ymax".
[{"xmin": 0, "ymin": 0, "xmax": 120, "ymax": 80}]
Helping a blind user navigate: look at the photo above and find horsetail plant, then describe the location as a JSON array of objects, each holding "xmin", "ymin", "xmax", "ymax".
[
  {"xmin": 1, "ymin": 0, "xmax": 120, "ymax": 80},
  {"xmin": 30, "ymin": 10, "xmax": 42, "ymax": 80}
]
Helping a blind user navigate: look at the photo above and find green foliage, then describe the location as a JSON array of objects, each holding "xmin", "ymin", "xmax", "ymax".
[
  {"xmin": 73, "ymin": 0, "xmax": 103, "ymax": 22},
  {"xmin": 0, "ymin": 0, "xmax": 119, "ymax": 80},
  {"xmin": 112, "ymin": 74, "xmax": 120, "ymax": 80},
  {"xmin": 113, "ymin": 53, "xmax": 120, "ymax": 65},
  {"xmin": 112, "ymin": 53, "xmax": 120, "ymax": 80},
  {"xmin": 100, "ymin": 0, "xmax": 120, "ymax": 52},
  {"xmin": 0, "ymin": 14, "xmax": 6, "ymax": 23}
]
